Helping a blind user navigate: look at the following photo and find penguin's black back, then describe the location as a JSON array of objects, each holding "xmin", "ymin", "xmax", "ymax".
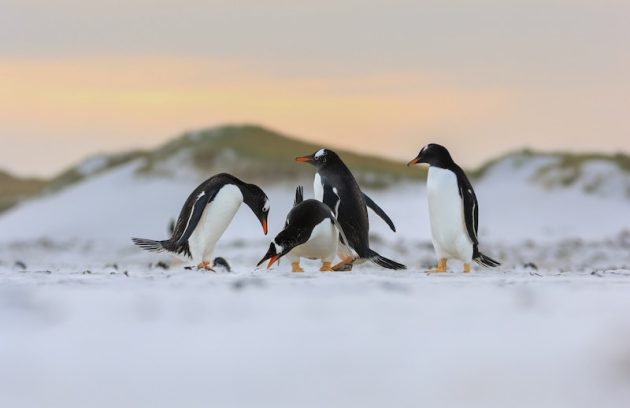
[
  {"xmin": 285, "ymin": 199, "xmax": 332, "ymax": 230},
  {"xmin": 276, "ymin": 199, "xmax": 334, "ymax": 248},
  {"xmin": 171, "ymin": 173, "xmax": 243, "ymax": 240},
  {"xmin": 147, "ymin": 173, "xmax": 243, "ymax": 257}
]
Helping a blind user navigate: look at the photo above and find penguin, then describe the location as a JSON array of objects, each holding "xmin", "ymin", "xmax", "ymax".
[
  {"xmin": 407, "ymin": 143, "xmax": 500, "ymax": 272},
  {"xmin": 212, "ymin": 257, "xmax": 232, "ymax": 272},
  {"xmin": 257, "ymin": 186, "xmax": 353, "ymax": 272},
  {"xmin": 132, "ymin": 173, "xmax": 269, "ymax": 270},
  {"xmin": 295, "ymin": 149, "xmax": 406, "ymax": 271}
]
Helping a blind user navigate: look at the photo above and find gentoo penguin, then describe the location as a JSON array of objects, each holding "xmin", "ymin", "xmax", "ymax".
[
  {"xmin": 257, "ymin": 186, "xmax": 353, "ymax": 272},
  {"xmin": 295, "ymin": 149, "xmax": 405, "ymax": 271},
  {"xmin": 132, "ymin": 173, "xmax": 269, "ymax": 270},
  {"xmin": 407, "ymin": 144, "xmax": 500, "ymax": 272}
]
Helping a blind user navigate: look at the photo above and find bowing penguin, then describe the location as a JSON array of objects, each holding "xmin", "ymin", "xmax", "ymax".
[
  {"xmin": 407, "ymin": 144, "xmax": 500, "ymax": 272},
  {"xmin": 257, "ymin": 186, "xmax": 353, "ymax": 272},
  {"xmin": 132, "ymin": 173, "xmax": 269, "ymax": 270},
  {"xmin": 296, "ymin": 149, "xmax": 405, "ymax": 271}
]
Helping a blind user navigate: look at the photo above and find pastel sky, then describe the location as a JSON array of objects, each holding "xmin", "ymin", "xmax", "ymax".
[{"xmin": 2, "ymin": 0, "xmax": 629, "ymax": 177}]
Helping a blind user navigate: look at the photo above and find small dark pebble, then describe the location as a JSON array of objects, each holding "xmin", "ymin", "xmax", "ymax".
[
  {"xmin": 523, "ymin": 262, "xmax": 538, "ymax": 270},
  {"xmin": 83, "ymin": 270, "xmax": 92, "ymax": 275},
  {"xmin": 380, "ymin": 281, "xmax": 411, "ymax": 293},
  {"xmin": 213, "ymin": 257, "xmax": 231, "ymax": 272},
  {"xmin": 591, "ymin": 270, "xmax": 603, "ymax": 277},
  {"xmin": 155, "ymin": 261, "xmax": 170, "ymax": 270},
  {"xmin": 123, "ymin": 271, "xmax": 129, "ymax": 277},
  {"xmin": 14, "ymin": 261, "xmax": 27, "ymax": 270},
  {"xmin": 105, "ymin": 263, "xmax": 119, "ymax": 270},
  {"xmin": 24, "ymin": 270, "xmax": 52, "ymax": 275},
  {"xmin": 232, "ymin": 278, "xmax": 265, "ymax": 291}
]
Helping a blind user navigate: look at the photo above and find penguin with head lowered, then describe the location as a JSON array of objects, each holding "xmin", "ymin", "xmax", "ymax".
[
  {"xmin": 132, "ymin": 173, "xmax": 269, "ymax": 270},
  {"xmin": 407, "ymin": 144, "xmax": 500, "ymax": 272},
  {"xmin": 257, "ymin": 186, "xmax": 353, "ymax": 272},
  {"xmin": 295, "ymin": 149, "xmax": 405, "ymax": 271}
]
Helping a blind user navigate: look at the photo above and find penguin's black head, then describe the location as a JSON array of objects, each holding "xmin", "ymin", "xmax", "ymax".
[
  {"xmin": 295, "ymin": 148, "xmax": 340, "ymax": 169},
  {"xmin": 407, "ymin": 143, "xmax": 454, "ymax": 169},
  {"xmin": 256, "ymin": 234, "xmax": 294, "ymax": 268},
  {"xmin": 257, "ymin": 242, "xmax": 278, "ymax": 267},
  {"xmin": 241, "ymin": 183, "xmax": 270, "ymax": 235}
]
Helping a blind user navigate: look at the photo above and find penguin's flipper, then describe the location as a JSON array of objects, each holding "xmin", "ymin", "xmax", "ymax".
[
  {"xmin": 456, "ymin": 172, "xmax": 479, "ymax": 246},
  {"xmin": 323, "ymin": 184, "xmax": 341, "ymax": 217},
  {"xmin": 363, "ymin": 193, "xmax": 396, "ymax": 232},
  {"xmin": 367, "ymin": 249, "xmax": 406, "ymax": 270},
  {"xmin": 293, "ymin": 186, "xmax": 304, "ymax": 206},
  {"xmin": 175, "ymin": 189, "xmax": 217, "ymax": 245}
]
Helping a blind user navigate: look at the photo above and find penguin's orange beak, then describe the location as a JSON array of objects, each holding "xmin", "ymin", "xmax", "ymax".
[
  {"xmin": 295, "ymin": 155, "xmax": 314, "ymax": 164},
  {"xmin": 407, "ymin": 156, "xmax": 422, "ymax": 167},
  {"xmin": 267, "ymin": 255, "xmax": 281, "ymax": 269},
  {"xmin": 260, "ymin": 214, "xmax": 268, "ymax": 235},
  {"xmin": 257, "ymin": 243, "xmax": 277, "ymax": 267}
]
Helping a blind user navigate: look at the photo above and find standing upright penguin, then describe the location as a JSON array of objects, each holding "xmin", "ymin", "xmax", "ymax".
[
  {"xmin": 296, "ymin": 149, "xmax": 405, "ymax": 270},
  {"xmin": 132, "ymin": 173, "xmax": 269, "ymax": 270},
  {"xmin": 407, "ymin": 144, "xmax": 500, "ymax": 272}
]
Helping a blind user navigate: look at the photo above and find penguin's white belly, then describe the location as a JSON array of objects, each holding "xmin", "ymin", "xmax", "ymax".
[
  {"xmin": 313, "ymin": 173, "xmax": 324, "ymax": 202},
  {"xmin": 289, "ymin": 220, "xmax": 338, "ymax": 262},
  {"xmin": 188, "ymin": 185, "xmax": 243, "ymax": 263},
  {"xmin": 427, "ymin": 167, "xmax": 473, "ymax": 261}
]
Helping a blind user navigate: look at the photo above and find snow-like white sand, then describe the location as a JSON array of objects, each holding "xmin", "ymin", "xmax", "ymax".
[
  {"xmin": 1, "ymin": 156, "xmax": 630, "ymax": 407},
  {"xmin": 2, "ymin": 255, "xmax": 630, "ymax": 408}
]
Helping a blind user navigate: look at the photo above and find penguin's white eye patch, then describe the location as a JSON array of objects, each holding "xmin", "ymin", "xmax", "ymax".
[
  {"xmin": 314, "ymin": 149, "xmax": 326, "ymax": 159},
  {"xmin": 263, "ymin": 200, "xmax": 270, "ymax": 212}
]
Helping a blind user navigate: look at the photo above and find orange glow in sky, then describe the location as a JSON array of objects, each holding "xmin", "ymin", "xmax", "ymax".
[{"xmin": 1, "ymin": 1, "xmax": 629, "ymax": 176}]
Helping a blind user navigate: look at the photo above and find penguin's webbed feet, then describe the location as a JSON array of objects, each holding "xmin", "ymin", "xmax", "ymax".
[
  {"xmin": 427, "ymin": 258, "xmax": 448, "ymax": 273},
  {"xmin": 185, "ymin": 261, "xmax": 216, "ymax": 272},
  {"xmin": 320, "ymin": 262, "xmax": 333, "ymax": 272},
  {"xmin": 291, "ymin": 262, "xmax": 304, "ymax": 273},
  {"xmin": 332, "ymin": 257, "xmax": 354, "ymax": 272}
]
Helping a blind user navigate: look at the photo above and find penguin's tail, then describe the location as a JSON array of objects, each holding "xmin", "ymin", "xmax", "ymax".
[
  {"xmin": 367, "ymin": 249, "xmax": 407, "ymax": 270},
  {"xmin": 294, "ymin": 185, "xmax": 304, "ymax": 206},
  {"xmin": 474, "ymin": 252, "xmax": 501, "ymax": 268},
  {"xmin": 132, "ymin": 237, "xmax": 169, "ymax": 253}
]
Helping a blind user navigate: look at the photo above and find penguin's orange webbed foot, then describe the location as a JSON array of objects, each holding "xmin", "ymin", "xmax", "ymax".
[
  {"xmin": 427, "ymin": 258, "xmax": 447, "ymax": 273},
  {"xmin": 320, "ymin": 262, "xmax": 333, "ymax": 272},
  {"xmin": 197, "ymin": 261, "xmax": 215, "ymax": 272},
  {"xmin": 291, "ymin": 262, "xmax": 304, "ymax": 273},
  {"xmin": 332, "ymin": 257, "xmax": 354, "ymax": 272}
]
